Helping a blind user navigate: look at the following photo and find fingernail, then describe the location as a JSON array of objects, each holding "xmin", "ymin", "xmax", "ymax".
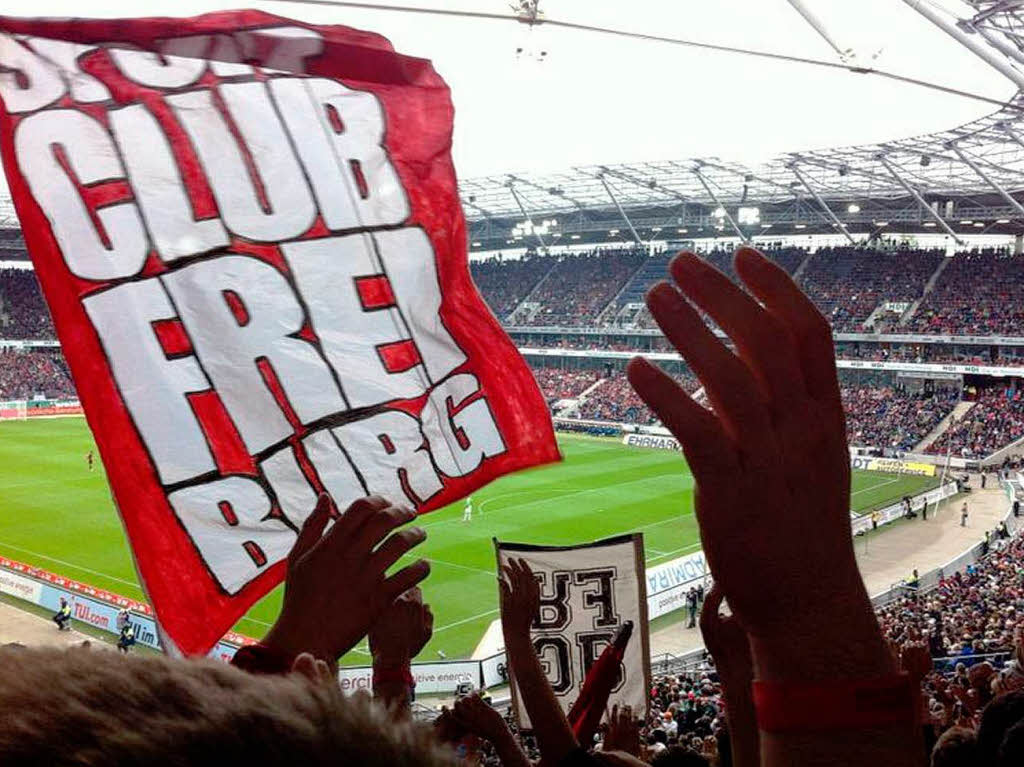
[
  {"xmin": 736, "ymin": 246, "xmax": 768, "ymax": 270},
  {"xmin": 410, "ymin": 526, "xmax": 426, "ymax": 541},
  {"xmin": 647, "ymin": 281, "xmax": 675, "ymax": 307},
  {"xmin": 671, "ymin": 251, "xmax": 702, "ymax": 275}
]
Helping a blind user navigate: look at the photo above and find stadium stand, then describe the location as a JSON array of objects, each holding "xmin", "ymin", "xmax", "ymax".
[
  {"xmin": 577, "ymin": 372, "xmax": 699, "ymax": 424},
  {"xmin": 0, "ymin": 349, "xmax": 75, "ymax": 400},
  {"xmin": 842, "ymin": 384, "xmax": 959, "ymax": 451},
  {"xmin": 469, "ymin": 254, "xmax": 553, "ymax": 321},
  {"xmin": 0, "ymin": 268, "xmax": 53, "ymax": 339},
  {"xmin": 514, "ymin": 247, "xmax": 647, "ymax": 327},
  {"xmin": 927, "ymin": 387, "xmax": 1024, "ymax": 459},
  {"xmin": 907, "ymin": 249, "xmax": 1024, "ymax": 336},
  {"xmin": 797, "ymin": 247, "xmax": 945, "ymax": 332},
  {"xmin": 530, "ymin": 366, "xmax": 599, "ymax": 403},
  {"xmin": 878, "ymin": 534, "xmax": 1023, "ymax": 664}
]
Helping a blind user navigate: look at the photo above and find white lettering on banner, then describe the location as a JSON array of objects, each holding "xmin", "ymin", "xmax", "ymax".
[
  {"xmin": 22, "ymin": 39, "xmax": 110, "ymax": 103},
  {"xmin": 422, "ymin": 374, "xmax": 506, "ymax": 477},
  {"xmin": 7, "ymin": 27, "xmax": 513, "ymax": 597},
  {"xmin": 0, "ymin": 34, "xmax": 65, "ymax": 112},
  {"xmin": 336, "ymin": 411, "xmax": 444, "ymax": 506},
  {"xmin": 168, "ymin": 476, "xmax": 296, "ymax": 594},
  {"xmin": 110, "ymin": 103, "xmax": 230, "ymax": 261},
  {"xmin": 497, "ymin": 536, "xmax": 649, "ymax": 728},
  {"xmin": 83, "ymin": 280, "xmax": 217, "ymax": 486},
  {"xmin": 283, "ymin": 233, "xmax": 427, "ymax": 409},
  {"xmin": 162, "ymin": 255, "xmax": 346, "ymax": 454},
  {"xmin": 270, "ymin": 77, "xmax": 410, "ymax": 229},
  {"xmin": 169, "ymin": 86, "xmax": 317, "ymax": 242},
  {"xmin": 15, "ymin": 109, "xmax": 149, "ymax": 281}
]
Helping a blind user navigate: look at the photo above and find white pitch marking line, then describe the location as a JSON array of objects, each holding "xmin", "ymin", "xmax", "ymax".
[
  {"xmin": 851, "ymin": 477, "xmax": 900, "ymax": 496},
  {"xmin": 433, "ymin": 608, "xmax": 500, "ymax": 634},
  {"xmin": 425, "ymin": 557, "xmax": 494, "ymax": 576},
  {"xmin": 645, "ymin": 541, "xmax": 702, "ymax": 563},
  {"xmin": 0, "ymin": 540, "xmax": 140, "ymax": 589}
]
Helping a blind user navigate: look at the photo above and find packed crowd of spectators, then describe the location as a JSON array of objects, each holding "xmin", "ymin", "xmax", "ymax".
[
  {"xmin": 908, "ymin": 249, "xmax": 1024, "ymax": 336},
  {"xmin": 878, "ymin": 533, "xmax": 1023, "ymax": 665},
  {"xmin": 0, "ymin": 349, "xmax": 75, "ymax": 400},
  {"xmin": 531, "ymin": 366, "xmax": 600, "ymax": 404},
  {"xmin": 0, "ymin": 268, "xmax": 53, "ymax": 339},
  {"xmin": 928, "ymin": 387, "xmax": 1024, "ymax": 459},
  {"xmin": 470, "ymin": 254, "xmax": 554, "ymax": 320},
  {"xmin": 842, "ymin": 384, "xmax": 959, "ymax": 452},
  {"xmin": 577, "ymin": 372, "xmax": 699, "ymax": 425},
  {"xmin": 798, "ymin": 247, "xmax": 944, "ymax": 333},
  {"xmin": 516, "ymin": 248, "xmax": 648, "ymax": 327}
]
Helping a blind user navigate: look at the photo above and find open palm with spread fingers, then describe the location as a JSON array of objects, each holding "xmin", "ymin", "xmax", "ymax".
[
  {"xmin": 263, "ymin": 493, "xmax": 431, "ymax": 664},
  {"xmin": 627, "ymin": 248, "xmax": 894, "ymax": 682}
]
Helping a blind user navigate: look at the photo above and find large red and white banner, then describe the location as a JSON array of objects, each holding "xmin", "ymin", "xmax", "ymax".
[{"xmin": 0, "ymin": 11, "xmax": 559, "ymax": 655}]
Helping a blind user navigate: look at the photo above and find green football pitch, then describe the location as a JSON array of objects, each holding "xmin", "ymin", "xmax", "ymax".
[{"xmin": 0, "ymin": 418, "xmax": 938, "ymax": 663}]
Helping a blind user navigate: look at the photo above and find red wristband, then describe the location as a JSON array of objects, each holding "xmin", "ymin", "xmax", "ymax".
[
  {"xmin": 373, "ymin": 666, "xmax": 416, "ymax": 688},
  {"xmin": 753, "ymin": 673, "xmax": 919, "ymax": 732}
]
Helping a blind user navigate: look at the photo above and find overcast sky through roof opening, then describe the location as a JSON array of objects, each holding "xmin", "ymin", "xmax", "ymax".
[{"xmin": 0, "ymin": 0, "xmax": 1014, "ymax": 181}]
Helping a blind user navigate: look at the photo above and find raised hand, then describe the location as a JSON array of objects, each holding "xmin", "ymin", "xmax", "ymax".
[
  {"xmin": 369, "ymin": 586, "xmax": 434, "ymax": 664},
  {"xmin": 451, "ymin": 692, "xmax": 511, "ymax": 743},
  {"xmin": 498, "ymin": 556, "xmax": 577, "ymax": 764},
  {"xmin": 699, "ymin": 585, "xmax": 758, "ymax": 767},
  {"xmin": 602, "ymin": 704, "xmax": 641, "ymax": 757},
  {"xmin": 627, "ymin": 249, "xmax": 893, "ymax": 681},
  {"xmin": 898, "ymin": 641, "xmax": 933, "ymax": 684},
  {"xmin": 628, "ymin": 249, "xmax": 918, "ymax": 766},
  {"xmin": 499, "ymin": 557, "xmax": 540, "ymax": 642},
  {"xmin": 262, "ymin": 493, "xmax": 430, "ymax": 663}
]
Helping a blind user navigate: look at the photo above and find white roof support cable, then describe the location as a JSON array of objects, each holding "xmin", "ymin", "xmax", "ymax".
[
  {"xmin": 693, "ymin": 170, "xmax": 748, "ymax": 243},
  {"xmin": 508, "ymin": 183, "xmax": 549, "ymax": 253},
  {"xmin": 597, "ymin": 174, "xmax": 646, "ymax": 246},
  {"xmin": 877, "ymin": 155, "xmax": 966, "ymax": 244},
  {"xmin": 902, "ymin": 0, "xmax": 1024, "ymax": 89},
  {"xmin": 790, "ymin": 164, "xmax": 858, "ymax": 244},
  {"xmin": 947, "ymin": 140, "xmax": 1024, "ymax": 218}
]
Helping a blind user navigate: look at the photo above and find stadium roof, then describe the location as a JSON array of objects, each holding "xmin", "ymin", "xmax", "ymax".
[
  {"xmin": 461, "ymin": 1, "xmax": 1024, "ymax": 246},
  {"xmin": 1, "ymin": 1, "xmax": 1023, "ymax": 245}
]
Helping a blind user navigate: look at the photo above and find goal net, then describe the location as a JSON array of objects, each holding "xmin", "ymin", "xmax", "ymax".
[{"xmin": 0, "ymin": 400, "xmax": 28, "ymax": 421}]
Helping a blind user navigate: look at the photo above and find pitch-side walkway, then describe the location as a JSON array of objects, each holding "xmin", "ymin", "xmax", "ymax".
[
  {"xmin": 0, "ymin": 601, "xmax": 102, "ymax": 649},
  {"xmin": 649, "ymin": 476, "xmax": 1010, "ymax": 658}
]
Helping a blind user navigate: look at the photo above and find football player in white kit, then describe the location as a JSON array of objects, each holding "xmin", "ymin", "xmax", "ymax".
[{"xmin": 462, "ymin": 495, "xmax": 473, "ymax": 522}]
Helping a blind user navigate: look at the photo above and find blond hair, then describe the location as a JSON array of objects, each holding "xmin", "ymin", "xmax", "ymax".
[{"xmin": 0, "ymin": 645, "xmax": 455, "ymax": 767}]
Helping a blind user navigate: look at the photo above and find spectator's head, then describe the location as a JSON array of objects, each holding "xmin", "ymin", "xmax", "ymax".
[
  {"xmin": 930, "ymin": 726, "xmax": 976, "ymax": 767},
  {"xmin": 977, "ymin": 690, "xmax": 1024, "ymax": 764},
  {"xmin": 0, "ymin": 645, "xmax": 455, "ymax": 766}
]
